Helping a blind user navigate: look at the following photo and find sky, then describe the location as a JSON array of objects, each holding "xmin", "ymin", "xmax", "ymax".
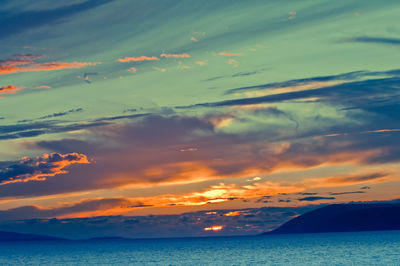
[{"xmin": 0, "ymin": 0, "xmax": 400, "ymax": 238}]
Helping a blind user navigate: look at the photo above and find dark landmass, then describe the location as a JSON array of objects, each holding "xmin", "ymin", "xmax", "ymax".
[
  {"xmin": 0, "ymin": 231, "xmax": 66, "ymax": 241},
  {"xmin": 263, "ymin": 203, "xmax": 400, "ymax": 235},
  {"xmin": 87, "ymin": 236, "xmax": 131, "ymax": 241}
]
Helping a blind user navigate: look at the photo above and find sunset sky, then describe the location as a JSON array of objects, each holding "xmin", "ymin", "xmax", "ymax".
[{"xmin": 0, "ymin": 0, "xmax": 400, "ymax": 238}]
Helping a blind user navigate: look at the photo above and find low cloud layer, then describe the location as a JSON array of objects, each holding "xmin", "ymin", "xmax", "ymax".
[{"xmin": 0, "ymin": 205, "xmax": 317, "ymax": 239}]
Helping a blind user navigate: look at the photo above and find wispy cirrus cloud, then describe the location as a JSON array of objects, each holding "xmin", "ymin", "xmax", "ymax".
[
  {"xmin": 160, "ymin": 53, "xmax": 190, "ymax": 58},
  {"xmin": 38, "ymin": 108, "xmax": 83, "ymax": 120},
  {"xmin": 179, "ymin": 69, "xmax": 400, "ymax": 112},
  {"xmin": 118, "ymin": 56, "xmax": 159, "ymax": 62},
  {"xmin": 35, "ymin": 85, "xmax": 51, "ymax": 89}
]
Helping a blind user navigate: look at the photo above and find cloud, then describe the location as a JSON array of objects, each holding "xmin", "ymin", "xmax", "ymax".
[
  {"xmin": 38, "ymin": 108, "xmax": 83, "ymax": 120},
  {"xmin": 0, "ymin": 58, "xmax": 101, "ymax": 75},
  {"xmin": 196, "ymin": 61, "xmax": 207, "ymax": 66},
  {"xmin": 218, "ymin": 52, "xmax": 243, "ymax": 56},
  {"xmin": 153, "ymin": 67, "xmax": 166, "ymax": 72},
  {"xmin": 0, "ymin": 120, "xmax": 110, "ymax": 141},
  {"xmin": 232, "ymin": 71, "xmax": 259, "ymax": 77},
  {"xmin": 297, "ymin": 196, "xmax": 336, "ymax": 202},
  {"xmin": 118, "ymin": 56, "xmax": 159, "ymax": 62},
  {"xmin": 0, "ymin": 205, "xmax": 317, "ymax": 239},
  {"xmin": 0, "ymin": 153, "xmax": 89, "ymax": 185},
  {"xmin": 204, "ymin": 70, "xmax": 261, "ymax": 82},
  {"xmin": 160, "ymin": 53, "xmax": 190, "ymax": 58},
  {"xmin": 0, "ymin": 198, "xmax": 147, "ymax": 220},
  {"xmin": 329, "ymin": 191, "xmax": 365, "ymax": 195},
  {"xmin": 226, "ymin": 59, "xmax": 239, "ymax": 68},
  {"xmin": 35, "ymin": 85, "xmax": 51, "ymax": 89},
  {"xmin": 309, "ymin": 172, "xmax": 389, "ymax": 187},
  {"xmin": 0, "ymin": 112, "xmax": 151, "ymax": 141},
  {"xmin": 19, "ymin": 108, "xmax": 84, "ymax": 122},
  {"xmin": 224, "ymin": 69, "xmax": 398, "ymax": 95},
  {"xmin": 348, "ymin": 36, "xmax": 400, "ymax": 46},
  {"xmin": 127, "ymin": 67, "xmax": 137, "ymax": 73},
  {"xmin": 0, "ymin": 85, "xmax": 24, "ymax": 95},
  {"xmin": 13, "ymin": 54, "xmax": 44, "ymax": 60},
  {"xmin": 6, "ymin": 105, "xmax": 396, "ymax": 200},
  {"xmin": 178, "ymin": 70, "xmax": 400, "ymax": 121}
]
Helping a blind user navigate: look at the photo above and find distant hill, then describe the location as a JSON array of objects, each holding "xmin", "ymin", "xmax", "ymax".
[
  {"xmin": 263, "ymin": 203, "xmax": 400, "ymax": 235},
  {"xmin": 0, "ymin": 231, "xmax": 65, "ymax": 241},
  {"xmin": 87, "ymin": 236, "xmax": 130, "ymax": 241}
]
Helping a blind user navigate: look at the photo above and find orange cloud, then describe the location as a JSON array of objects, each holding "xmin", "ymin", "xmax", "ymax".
[
  {"xmin": 177, "ymin": 61, "xmax": 191, "ymax": 70},
  {"xmin": 0, "ymin": 60, "xmax": 101, "ymax": 75},
  {"xmin": 153, "ymin": 67, "xmax": 166, "ymax": 72},
  {"xmin": 35, "ymin": 85, "xmax": 52, "ymax": 89},
  {"xmin": 56, "ymin": 198, "xmax": 149, "ymax": 218},
  {"xmin": 160, "ymin": 53, "xmax": 191, "ymax": 58},
  {"xmin": 144, "ymin": 182, "xmax": 303, "ymax": 207},
  {"xmin": 0, "ymin": 59, "xmax": 34, "ymax": 67},
  {"xmin": 239, "ymin": 81, "xmax": 341, "ymax": 98},
  {"xmin": 218, "ymin": 52, "xmax": 243, "ymax": 56},
  {"xmin": 27, "ymin": 61, "xmax": 101, "ymax": 72},
  {"xmin": 0, "ymin": 85, "xmax": 23, "ymax": 94},
  {"xmin": 118, "ymin": 56, "xmax": 159, "ymax": 62},
  {"xmin": 224, "ymin": 210, "xmax": 250, "ymax": 216},
  {"xmin": 367, "ymin": 129, "xmax": 400, "ymax": 133},
  {"xmin": 196, "ymin": 61, "xmax": 207, "ymax": 66},
  {"xmin": 227, "ymin": 59, "xmax": 239, "ymax": 68},
  {"xmin": 127, "ymin": 67, "xmax": 137, "ymax": 73},
  {"xmin": 9, "ymin": 170, "xmax": 397, "ymax": 218},
  {"xmin": 0, "ymin": 153, "xmax": 90, "ymax": 186}
]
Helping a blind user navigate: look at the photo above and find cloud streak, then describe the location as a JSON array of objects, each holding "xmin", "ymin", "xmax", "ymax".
[
  {"xmin": 160, "ymin": 53, "xmax": 190, "ymax": 58},
  {"xmin": 0, "ymin": 85, "xmax": 24, "ymax": 95},
  {"xmin": 297, "ymin": 196, "xmax": 336, "ymax": 202},
  {"xmin": 118, "ymin": 56, "xmax": 159, "ymax": 62},
  {"xmin": 348, "ymin": 36, "xmax": 400, "ymax": 46},
  {"xmin": 0, "ymin": 58, "xmax": 101, "ymax": 75}
]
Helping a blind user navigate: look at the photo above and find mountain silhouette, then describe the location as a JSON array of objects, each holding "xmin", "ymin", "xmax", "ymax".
[
  {"xmin": 0, "ymin": 231, "xmax": 65, "ymax": 241},
  {"xmin": 263, "ymin": 203, "xmax": 400, "ymax": 235}
]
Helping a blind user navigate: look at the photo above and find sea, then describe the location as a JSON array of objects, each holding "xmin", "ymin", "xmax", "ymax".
[{"xmin": 0, "ymin": 231, "xmax": 399, "ymax": 265}]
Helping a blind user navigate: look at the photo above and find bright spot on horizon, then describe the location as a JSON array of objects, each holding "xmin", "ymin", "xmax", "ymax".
[{"xmin": 203, "ymin": 225, "xmax": 223, "ymax": 231}]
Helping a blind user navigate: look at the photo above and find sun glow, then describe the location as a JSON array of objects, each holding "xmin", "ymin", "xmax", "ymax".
[{"xmin": 203, "ymin": 225, "xmax": 223, "ymax": 231}]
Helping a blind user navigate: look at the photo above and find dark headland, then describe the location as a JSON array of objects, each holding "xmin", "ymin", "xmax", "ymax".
[
  {"xmin": 0, "ymin": 231, "xmax": 66, "ymax": 241},
  {"xmin": 263, "ymin": 203, "xmax": 400, "ymax": 235}
]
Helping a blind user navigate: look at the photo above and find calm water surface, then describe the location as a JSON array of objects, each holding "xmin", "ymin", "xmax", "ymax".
[{"xmin": 0, "ymin": 231, "xmax": 399, "ymax": 265}]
